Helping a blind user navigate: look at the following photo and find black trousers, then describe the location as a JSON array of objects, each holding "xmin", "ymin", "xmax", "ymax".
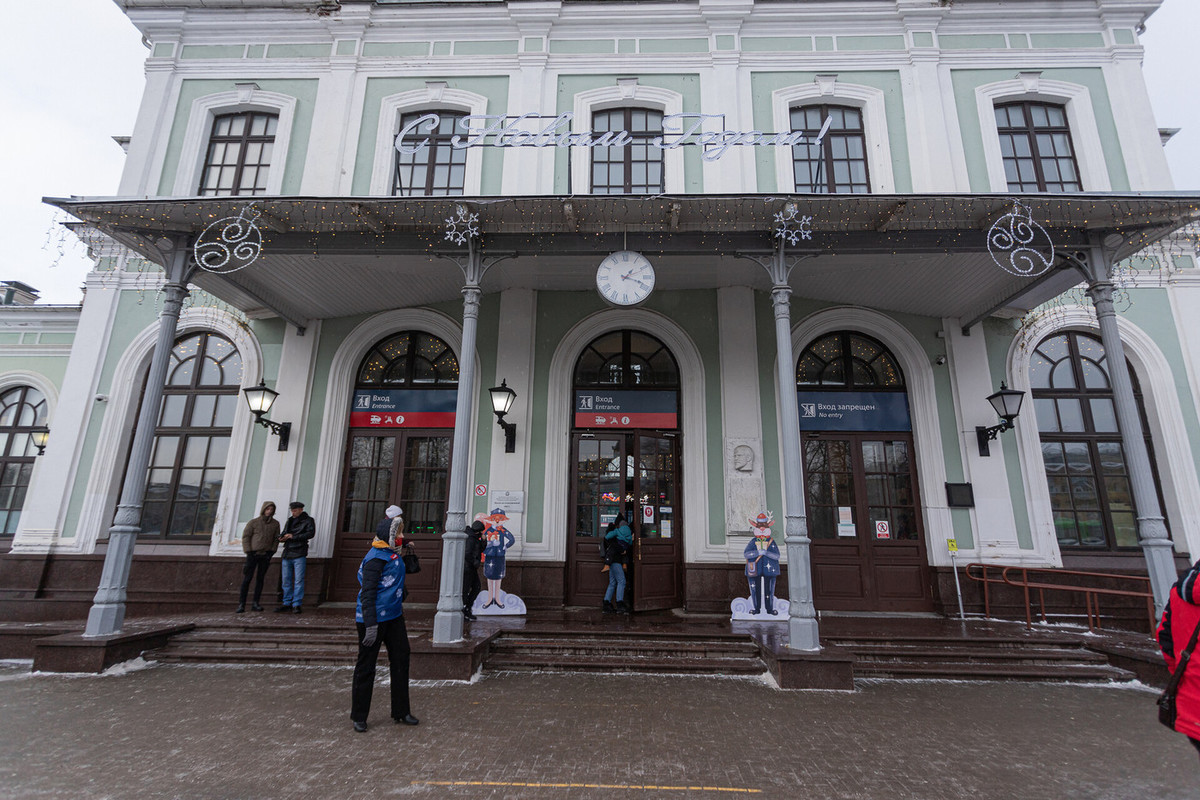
[
  {"xmin": 238, "ymin": 553, "xmax": 272, "ymax": 605},
  {"xmin": 463, "ymin": 566, "xmax": 481, "ymax": 610},
  {"xmin": 351, "ymin": 617, "xmax": 411, "ymax": 723}
]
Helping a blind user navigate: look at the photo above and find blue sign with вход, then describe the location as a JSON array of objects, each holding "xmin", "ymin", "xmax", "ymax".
[
  {"xmin": 797, "ymin": 391, "xmax": 911, "ymax": 432},
  {"xmin": 575, "ymin": 390, "xmax": 678, "ymax": 429}
]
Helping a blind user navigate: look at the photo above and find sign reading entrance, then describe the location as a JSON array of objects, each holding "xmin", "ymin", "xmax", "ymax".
[
  {"xmin": 350, "ymin": 389, "xmax": 456, "ymax": 428},
  {"xmin": 574, "ymin": 390, "xmax": 677, "ymax": 429},
  {"xmin": 797, "ymin": 391, "xmax": 911, "ymax": 432}
]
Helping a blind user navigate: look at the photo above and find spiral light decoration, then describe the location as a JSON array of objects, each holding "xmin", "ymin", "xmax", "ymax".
[
  {"xmin": 193, "ymin": 203, "xmax": 264, "ymax": 274},
  {"xmin": 988, "ymin": 199, "xmax": 1055, "ymax": 277}
]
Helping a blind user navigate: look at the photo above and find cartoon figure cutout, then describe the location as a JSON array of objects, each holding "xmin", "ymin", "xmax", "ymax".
[
  {"xmin": 474, "ymin": 507, "xmax": 526, "ymax": 616},
  {"xmin": 730, "ymin": 511, "xmax": 789, "ymax": 622}
]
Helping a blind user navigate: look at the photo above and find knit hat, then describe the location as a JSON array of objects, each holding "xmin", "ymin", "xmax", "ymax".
[
  {"xmin": 385, "ymin": 505, "xmax": 403, "ymax": 519},
  {"xmin": 749, "ymin": 511, "xmax": 774, "ymax": 529}
]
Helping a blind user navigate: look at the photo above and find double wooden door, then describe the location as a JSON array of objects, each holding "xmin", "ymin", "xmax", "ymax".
[
  {"xmin": 567, "ymin": 432, "xmax": 682, "ymax": 610},
  {"xmin": 328, "ymin": 429, "xmax": 451, "ymax": 603},
  {"xmin": 803, "ymin": 432, "xmax": 932, "ymax": 612}
]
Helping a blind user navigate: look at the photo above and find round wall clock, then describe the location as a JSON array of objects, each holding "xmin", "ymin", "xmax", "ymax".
[{"xmin": 596, "ymin": 251, "xmax": 656, "ymax": 306}]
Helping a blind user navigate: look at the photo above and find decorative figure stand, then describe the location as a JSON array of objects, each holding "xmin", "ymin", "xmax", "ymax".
[
  {"xmin": 474, "ymin": 507, "xmax": 526, "ymax": 616},
  {"xmin": 731, "ymin": 511, "xmax": 789, "ymax": 622}
]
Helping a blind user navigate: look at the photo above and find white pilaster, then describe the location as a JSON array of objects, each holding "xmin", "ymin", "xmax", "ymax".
[{"xmin": 717, "ymin": 287, "xmax": 766, "ymax": 545}]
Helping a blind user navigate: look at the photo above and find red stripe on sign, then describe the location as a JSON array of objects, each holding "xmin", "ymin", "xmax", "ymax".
[
  {"xmin": 574, "ymin": 413, "xmax": 678, "ymax": 429},
  {"xmin": 350, "ymin": 411, "xmax": 456, "ymax": 428}
]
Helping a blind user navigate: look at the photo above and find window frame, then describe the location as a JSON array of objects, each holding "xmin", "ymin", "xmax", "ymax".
[
  {"xmin": 789, "ymin": 104, "xmax": 871, "ymax": 194},
  {"xmin": 197, "ymin": 110, "xmax": 280, "ymax": 197},
  {"xmin": 588, "ymin": 106, "xmax": 666, "ymax": 195},
  {"xmin": 368, "ymin": 88, "xmax": 488, "ymax": 196},
  {"xmin": 570, "ymin": 84, "xmax": 684, "ymax": 195},
  {"xmin": 391, "ymin": 109, "xmax": 470, "ymax": 197},
  {"xmin": 0, "ymin": 385, "xmax": 48, "ymax": 536},
  {"xmin": 993, "ymin": 101, "xmax": 1082, "ymax": 193}
]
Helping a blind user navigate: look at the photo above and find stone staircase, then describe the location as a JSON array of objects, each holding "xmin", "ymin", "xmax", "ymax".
[
  {"xmin": 481, "ymin": 630, "xmax": 767, "ymax": 675},
  {"xmin": 148, "ymin": 620, "xmax": 357, "ymax": 666},
  {"xmin": 824, "ymin": 630, "xmax": 1136, "ymax": 682}
]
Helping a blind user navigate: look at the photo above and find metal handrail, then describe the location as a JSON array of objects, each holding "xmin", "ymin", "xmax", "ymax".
[{"xmin": 965, "ymin": 563, "xmax": 1156, "ymax": 632}]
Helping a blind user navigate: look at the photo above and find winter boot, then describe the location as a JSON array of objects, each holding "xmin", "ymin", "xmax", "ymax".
[{"xmin": 602, "ymin": 600, "xmax": 616, "ymax": 614}]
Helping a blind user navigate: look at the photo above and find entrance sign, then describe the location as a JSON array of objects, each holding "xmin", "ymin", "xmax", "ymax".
[
  {"xmin": 575, "ymin": 390, "xmax": 677, "ymax": 429},
  {"xmin": 350, "ymin": 389, "xmax": 456, "ymax": 428},
  {"xmin": 797, "ymin": 391, "xmax": 911, "ymax": 432},
  {"xmin": 875, "ymin": 520, "xmax": 891, "ymax": 539},
  {"xmin": 396, "ymin": 112, "xmax": 833, "ymax": 163}
]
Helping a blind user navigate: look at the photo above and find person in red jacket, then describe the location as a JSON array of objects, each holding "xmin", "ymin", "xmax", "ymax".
[{"xmin": 1157, "ymin": 559, "xmax": 1200, "ymax": 761}]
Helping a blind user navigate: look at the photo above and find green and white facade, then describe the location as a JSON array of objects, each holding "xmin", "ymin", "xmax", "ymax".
[{"xmin": 4, "ymin": 0, "xmax": 1200, "ymax": 635}]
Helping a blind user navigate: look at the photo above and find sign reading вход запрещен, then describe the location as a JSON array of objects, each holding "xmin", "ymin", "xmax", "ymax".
[{"xmin": 396, "ymin": 112, "xmax": 833, "ymax": 162}]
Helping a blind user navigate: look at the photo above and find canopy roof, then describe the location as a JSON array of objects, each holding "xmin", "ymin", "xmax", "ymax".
[{"xmin": 47, "ymin": 193, "xmax": 1200, "ymax": 332}]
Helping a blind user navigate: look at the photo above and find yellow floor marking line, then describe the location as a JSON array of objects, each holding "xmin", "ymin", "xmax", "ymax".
[{"xmin": 415, "ymin": 780, "xmax": 760, "ymax": 793}]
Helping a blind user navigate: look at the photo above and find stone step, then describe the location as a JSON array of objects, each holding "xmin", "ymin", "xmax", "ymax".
[
  {"xmin": 483, "ymin": 652, "xmax": 766, "ymax": 675},
  {"xmin": 167, "ymin": 630, "xmax": 356, "ymax": 649},
  {"xmin": 151, "ymin": 645, "xmax": 355, "ymax": 666},
  {"xmin": 826, "ymin": 634, "xmax": 1088, "ymax": 650},
  {"xmin": 489, "ymin": 636, "xmax": 759, "ymax": 660},
  {"xmin": 846, "ymin": 645, "xmax": 1111, "ymax": 666},
  {"xmin": 852, "ymin": 660, "xmax": 1136, "ymax": 682}
]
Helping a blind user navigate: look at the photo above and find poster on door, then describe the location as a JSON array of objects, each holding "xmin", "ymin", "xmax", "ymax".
[
  {"xmin": 350, "ymin": 389, "xmax": 457, "ymax": 428},
  {"xmin": 574, "ymin": 390, "xmax": 677, "ymax": 428}
]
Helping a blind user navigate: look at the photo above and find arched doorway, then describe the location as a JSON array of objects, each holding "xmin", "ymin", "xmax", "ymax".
[
  {"xmin": 797, "ymin": 331, "xmax": 932, "ymax": 611},
  {"xmin": 567, "ymin": 330, "xmax": 683, "ymax": 610},
  {"xmin": 327, "ymin": 331, "xmax": 458, "ymax": 602}
]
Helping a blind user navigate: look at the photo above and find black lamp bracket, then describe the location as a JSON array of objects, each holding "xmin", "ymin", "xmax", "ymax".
[
  {"xmin": 495, "ymin": 414, "xmax": 516, "ymax": 453},
  {"xmin": 976, "ymin": 419, "xmax": 1014, "ymax": 457},
  {"xmin": 253, "ymin": 414, "xmax": 291, "ymax": 451}
]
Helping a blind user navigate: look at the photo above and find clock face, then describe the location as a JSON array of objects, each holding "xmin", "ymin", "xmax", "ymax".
[{"xmin": 596, "ymin": 251, "xmax": 655, "ymax": 306}]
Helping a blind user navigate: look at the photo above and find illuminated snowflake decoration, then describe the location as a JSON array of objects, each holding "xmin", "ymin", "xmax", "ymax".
[
  {"xmin": 193, "ymin": 204, "xmax": 263, "ymax": 274},
  {"xmin": 774, "ymin": 206, "xmax": 813, "ymax": 246},
  {"xmin": 987, "ymin": 199, "xmax": 1055, "ymax": 277},
  {"xmin": 444, "ymin": 206, "xmax": 480, "ymax": 246}
]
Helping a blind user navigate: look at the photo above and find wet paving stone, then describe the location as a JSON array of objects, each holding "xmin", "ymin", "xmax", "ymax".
[{"xmin": 0, "ymin": 661, "xmax": 1192, "ymax": 799}]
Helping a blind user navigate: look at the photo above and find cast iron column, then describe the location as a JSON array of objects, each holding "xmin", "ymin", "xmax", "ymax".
[
  {"xmin": 771, "ymin": 250, "xmax": 820, "ymax": 651},
  {"xmin": 85, "ymin": 242, "xmax": 193, "ymax": 636},
  {"xmin": 1083, "ymin": 243, "xmax": 1177, "ymax": 613},
  {"xmin": 432, "ymin": 243, "xmax": 481, "ymax": 644}
]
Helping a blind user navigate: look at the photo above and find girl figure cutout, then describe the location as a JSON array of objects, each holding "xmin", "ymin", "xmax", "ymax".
[{"xmin": 481, "ymin": 507, "xmax": 516, "ymax": 609}]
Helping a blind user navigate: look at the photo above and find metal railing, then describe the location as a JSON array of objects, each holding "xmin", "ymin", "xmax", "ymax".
[{"xmin": 965, "ymin": 563, "xmax": 1157, "ymax": 632}]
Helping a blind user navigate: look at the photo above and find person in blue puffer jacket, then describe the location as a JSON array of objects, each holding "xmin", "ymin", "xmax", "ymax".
[{"xmin": 350, "ymin": 517, "xmax": 419, "ymax": 733}]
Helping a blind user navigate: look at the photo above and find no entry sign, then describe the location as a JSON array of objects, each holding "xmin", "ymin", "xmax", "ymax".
[{"xmin": 875, "ymin": 520, "xmax": 890, "ymax": 540}]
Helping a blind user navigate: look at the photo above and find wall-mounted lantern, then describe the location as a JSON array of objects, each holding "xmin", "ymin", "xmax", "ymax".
[
  {"xmin": 30, "ymin": 426, "xmax": 50, "ymax": 456},
  {"xmin": 242, "ymin": 380, "xmax": 291, "ymax": 451},
  {"xmin": 976, "ymin": 382, "xmax": 1025, "ymax": 457},
  {"xmin": 489, "ymin": 379, "xmax": 517, "ymax": 454}
]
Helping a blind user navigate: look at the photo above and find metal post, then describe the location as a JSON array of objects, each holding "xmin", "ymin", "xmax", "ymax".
[
  {"xmin": 1084, "ymin": 243, "xmax": 1177, "ymax": 615},
  {"xmin": 85, "ymin": 242, "xmax": 192, "ymax": 636},
  {"xmin": 432, "ymin": 245, "xmax": 482, "ymax": 644},
  {"xmin": 771, "ymin": 252, "xmax": 820, "ymax": 651},
  {"xmin": 950, "ymin": 550, "xmax": 965, "ymax": 621}
]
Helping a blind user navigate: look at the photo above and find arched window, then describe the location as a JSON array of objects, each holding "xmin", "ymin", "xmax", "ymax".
[
  {"xmin": 356, "ymin": 331, "xmax": 459, "ymax": 387},
  {"xmin": 574, "ymin": 330, "xmax": 679, "ymax": 388},
  {"xmin": 138, "ymin": 332, "xmax": 243, "ymax": 538},
  {"xmin": 393, "ymin": 110, "xmax": 468, "ymax": 196},
  {"xmin": 797, "ymin": 331, "xmax": 904, "ymax": 389},
  {"xmin": 994, "ymin": 102, "xmax": 1081, "ymax": 193},
  {"xmin": 590, "ymin": 108, "xmax": 665, "ymax": 195},
  {"xmin": 0, "ymin": 386, "xmax": 47, "ymax": 535},
  {"xmin": 1030, "ymin": 331, "xmax": 1163, "ymax": 549},
  {"xmin": 791, "ymin": 105, "xmax": 870, "ymax": 194}
]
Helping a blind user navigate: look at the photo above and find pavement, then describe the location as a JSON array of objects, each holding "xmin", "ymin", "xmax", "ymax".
[{"xmin": 0, "ymin": 659, "xmax": 1193, "ymax": 800}]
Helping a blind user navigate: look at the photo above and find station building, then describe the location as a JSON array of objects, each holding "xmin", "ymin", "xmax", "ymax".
[{"xmin": 3, "ymin": 0, "xmax": 1199, "ymax": 640}]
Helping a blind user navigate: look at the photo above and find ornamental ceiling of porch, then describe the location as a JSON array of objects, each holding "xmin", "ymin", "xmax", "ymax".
[{"xmin": 47, "ymin": 194, "xmax": 1200, "ymax": 331}]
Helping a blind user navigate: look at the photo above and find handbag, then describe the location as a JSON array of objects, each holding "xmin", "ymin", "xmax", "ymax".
[
  {"xmin": 401, "ymin": 545, "xmax": 421, "ymax": 575},
  {"xmin": 1158, "ymin": 617, "xmax": 1200, "ymax": 729}
]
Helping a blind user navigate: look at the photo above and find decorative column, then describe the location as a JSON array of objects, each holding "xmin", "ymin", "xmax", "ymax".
[
  {"xmin": 1083, "ymin": 242, "xmax": 1177, "ymax": 613},
  {"xmin": 85, "ymin": 241, "xmax": 193, "ymax": 636},
  {"xmin": 770, "ymin": 253, "xmax": 820, "ymax": 651}
]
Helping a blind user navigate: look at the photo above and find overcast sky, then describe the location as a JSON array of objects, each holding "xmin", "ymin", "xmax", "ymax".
[{"xmin": 3, "ymin": 0, "xmax": 1198, "ymax": 305}]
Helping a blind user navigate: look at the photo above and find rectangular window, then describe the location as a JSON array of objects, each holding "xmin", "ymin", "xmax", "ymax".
[
  {"xmin": 590, "ymin": 108, "xmax": 665, "ymax": 195},
  {"xmin": 791, "ymin": 105, "xmax": 870, "ymax": 194},
  {"xmin": 393, "ymin": 111, "xmax": 467, "ymax": 196},
  {"xmin": 198, "ymin": 112, "xmax": 278, "ymax": 197},
  {"xmin": 995, "ymin": 102, "xmax": 1082, "ymax": 193}
]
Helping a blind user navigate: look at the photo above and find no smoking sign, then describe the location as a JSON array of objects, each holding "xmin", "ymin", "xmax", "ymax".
[{"xmin": 474, "ymin": 484, "xmax": 487, "ymax": 497}]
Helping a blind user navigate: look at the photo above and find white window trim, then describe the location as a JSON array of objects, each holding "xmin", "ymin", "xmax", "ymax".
[
  {"xmin": 1007, "ymin": 308, "xmax": 1200, "ymax": 559},
  {"xmin": 570, "ymin": 85, "xmax": 685, "ymax": 195},
  {"xmin": 541, "ymin": 308, "xmax": 712, "ymax": 563},
  {"xmin": 2, "ymin": 372, "xmax": 59, "ymax": 545},
  {"xmin": 172, "ymin": 88, "xmax": 297, "ymax": 197},
  {"xmin": 368, "ymin": 88, "xmax": 488, "ymax": 196},
  {"xmin": 789, "ymin": 307, "xmax": 954, "ymax": 564},
  {"xmin": 772, "ymin": 80, "xmax": 895, "ymax": 194},
  {"xmin": 307, "ymin": 308, "xmax": 474, "ymax": 559},
  {"xmin": 71, "ymin": 308, "xmax": 263, "ymax": 556},
  {"xmin": 976, "ymin": 78, "xmax": 1111, "ymax": 192}
]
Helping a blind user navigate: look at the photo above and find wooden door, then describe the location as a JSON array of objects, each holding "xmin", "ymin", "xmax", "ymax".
[
  {"xmin": 631, "ymin": 434, "xmax": 682, "ymax": 611},
  {"xmin": 566, "ymin": 435, "xmax": 624, "ymax": 606},
  {"xmin": 804, "ymin": 433, "xmax": 932, "ymax": 612},
  {"xmin": 328, "ymin": 430, "xmax": 450, "ymax": 603}
]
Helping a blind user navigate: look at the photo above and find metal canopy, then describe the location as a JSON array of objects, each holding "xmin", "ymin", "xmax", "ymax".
[{"xmin": 46, "ymin": 193, "xmax": 1200, "ymax": 327}]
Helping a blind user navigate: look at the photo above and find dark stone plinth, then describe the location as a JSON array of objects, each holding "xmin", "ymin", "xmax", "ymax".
[
  {"xmin": 0, "ymin": 622, "xmax": 77, "ymax": 659},
  {"xmin": 753, "ymin": 630, "xmax": 856, "ymax": 690},
  {"xmin": 32, "ymin": 622, "xmax": 194, "ymax": 673},
  {"xmin": 409, "ymin": 630, "xmax": 497, "ymax": 680}
]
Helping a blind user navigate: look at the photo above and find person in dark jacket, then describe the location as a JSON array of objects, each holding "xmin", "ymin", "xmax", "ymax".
[
  {"xmin": 602, "ymin": 513, "xmax": 633, "ymax": 614},
  {"xmin": 351, "ymin": 517, "xmax": 418, "ymax": 733},
  {"xmin": 462, "ymin": 517, "xmax": 486, "ymax": 619},
  {"xmin": 237, "ymin": 501, "xmax": 279, "ymax": 613},
  {"xmin": 276, "ymin": 501, "xmax": 315, "ymax": 613},
  {"xmin": 1157, "ymin": 558, "xmax": 1200, "ymax": 761}
]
